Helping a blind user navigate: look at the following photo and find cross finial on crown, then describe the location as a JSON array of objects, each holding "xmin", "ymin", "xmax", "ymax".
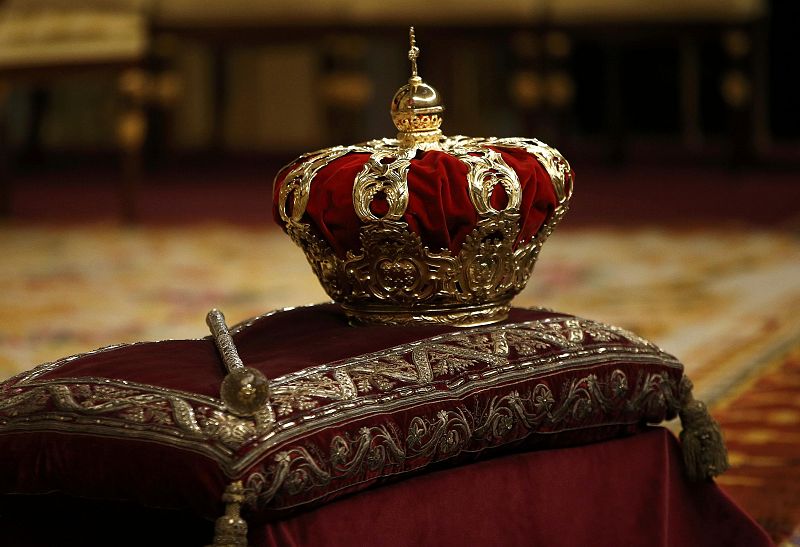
[{"xmin": 408, "ymin": 26, "xmax": 419, "ymax": 79}]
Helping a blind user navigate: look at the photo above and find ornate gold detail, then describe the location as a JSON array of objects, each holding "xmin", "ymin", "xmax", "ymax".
[
  {"xmin": 243, "ymin": 366, "xmax": 681, "ymax": 510},
  {"xmin": 0, "ymin": 314, "xmax": 678, "ymax": 479},
  {"xmin": 275, "ymin": 136, "xmax": 573, "ymax": 326},
  {"xmin": 458, "ymin": 214, "xmax": 519, "ymax": 300},
  {"xmin": 271, "ymin": 374, "xmax": 344, "ymax": 417},
  {"xmin": 392, "ymin": 112, "xmax": 443, "ymax": 134},
  {"xmin": 408, "ymin": 26, "xmax": 420, "ymax": 78},
  {"xmin": 390, "ymin": 27, "xmax": 445, "ymax": 147},
  {"xmin": 487, "ymin": 137, "xmax": 573, "ymax": 205},
  {"xmin": 277, "ymin": 146, "xmax": 362, "ymax": 227},
  {"xmin": 352, "ymin": 148, "xmax": 414, "ymax": 222},
  {"xmin": 456, "ymin": 145, "xmax": 522, "ymax": 215},
  {"xmin": 208, "ymin": 481, "xmax": 248, "ymax": 547},
  {"xmin": 344, "ymin": 221, "xmax": 458, "ymax": 304}
]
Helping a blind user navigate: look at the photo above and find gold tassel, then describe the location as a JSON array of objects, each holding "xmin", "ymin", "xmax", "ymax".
[
  {"xmin": 678, "ymin": 377, "xmax": 730, "ymax": 482},
  {"xmin": 207, "ymin": 481, "xmax": 249, "ymax": 547}
]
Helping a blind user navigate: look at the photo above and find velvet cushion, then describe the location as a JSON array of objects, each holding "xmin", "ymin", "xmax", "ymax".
[{"xmin": 0, "ymin": 304, "xmax": 686, "ymax": 521}]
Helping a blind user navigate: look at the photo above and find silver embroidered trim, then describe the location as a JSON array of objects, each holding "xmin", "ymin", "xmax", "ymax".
[
  {"xmin": 243, "ymin": 367, "xmax": 679, "ymax": 510},
  {"xmin": 1, "ymin": 315, "xmax": 681, "ymax": 479}
]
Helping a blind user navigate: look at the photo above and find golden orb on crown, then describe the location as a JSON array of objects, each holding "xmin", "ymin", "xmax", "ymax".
[{"xmin": 390, "ymin": 27, "xmax": 445, "ymax": 147}]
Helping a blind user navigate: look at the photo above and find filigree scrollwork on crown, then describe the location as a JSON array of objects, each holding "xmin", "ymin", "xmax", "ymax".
[
  {"xmin": 286, "ymin": 222, "xmax": 345, "ymax": 301},
  {"xmin": 511, "ymin": 202, "xmax": 570, "ymax": 291},
  {"xmin": 352, "ymin": 148, "xmax": 414, "ymax": 222},
  {"xmin": 476, "ymin": 137, "xmax": 573, "ymax": 285},
  {"xmin": 436, "ymin": 135, "xmax": 573, "ymax": 208},
  {"xmin": 453, "ymin": 144, "xmax": 522, "ymax": 216},
  {"xmin": 358, "ymin": 137, "xmax": 403, "ymax": 152},
  {"xmin": 278, "ymin": 146, "xmax": 359, "ymax": 228},
  {"xmin": 343, "ymin": 220, "xmax": 459, "ymax": 304},
  {"xmin": 339, "ymin": 213, "xmax": 529, "ymax": 313},
  {"xmin": 457, "ymin": 212, "xmax": 520, "ymax": 301},
  {"xmin": 392, "ymin": 112, "xmax": 443, "ymax": 133},
  {"xmin": 243, "ymin": 366, "xmax": 681, "ymax": 510},
  {"xmin": 276, "ymin": 135, "xmax": 572, "ymax": 231},
  {"xmin": 484, "ymin": 137, "xmax": 573, "ymax": 205}
]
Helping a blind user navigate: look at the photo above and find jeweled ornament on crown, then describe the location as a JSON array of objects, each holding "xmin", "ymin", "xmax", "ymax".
[{"xmin": 273, "ymin": 27, "xmax": 574, "ymax": 326}]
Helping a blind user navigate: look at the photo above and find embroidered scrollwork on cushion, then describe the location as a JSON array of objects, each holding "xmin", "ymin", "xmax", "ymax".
[{"xmin": 0, "ymin": 304, "xmax": 685, "ymax": 520}]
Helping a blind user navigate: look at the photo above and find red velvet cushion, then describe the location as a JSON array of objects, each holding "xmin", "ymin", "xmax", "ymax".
[
  {"xmin": 271, "ymin": 145, "xmax": 557, "ymax": 256},
  {"xmin": 0, "ymin": 305, "xmax": 685, "ymax": 521}
]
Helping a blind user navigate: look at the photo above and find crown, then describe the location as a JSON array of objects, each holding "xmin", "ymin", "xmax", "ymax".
[{"xmin": 273, "ymin": 27, "xmax": 573, "ymax": 327}]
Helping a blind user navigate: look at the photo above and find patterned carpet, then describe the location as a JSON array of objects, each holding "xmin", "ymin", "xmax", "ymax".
[
  {"xmin": 2, "ymin": 222, "xmax": 799, "ymax": 541},
  {"xmin": 715, "ymin": 345, "xmax": 800, "ymax": 543}
]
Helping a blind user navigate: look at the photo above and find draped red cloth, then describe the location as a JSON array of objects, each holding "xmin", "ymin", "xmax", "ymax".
[
  {"xmin": 0, "ymin": 429, "xmax": 770, "ymax": 547},
  {"xmin": 255, "ymin": 428, "xmax": 771, "ymax": 547},
  {"xmin": 272, "ymin": 147, "xmax": 557, "ymax": 256}
]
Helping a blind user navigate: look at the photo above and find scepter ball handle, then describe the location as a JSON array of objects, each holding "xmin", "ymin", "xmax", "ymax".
[{"xmin": 206, "ymin": 308, "xmax": 271, "ymax": 416}]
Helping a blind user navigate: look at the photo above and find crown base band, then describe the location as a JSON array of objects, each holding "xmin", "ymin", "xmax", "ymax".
[{"xmin": 341, "ymin": 300, "xmax": 512, "ymax": 327}]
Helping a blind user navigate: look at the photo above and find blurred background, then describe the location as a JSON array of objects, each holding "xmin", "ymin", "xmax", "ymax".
[
  {"xmin": 0, "ymin": 0, "xmax": 798, "ymax": 222},
  {"xmin": 1, "ymin": 0, "xmax": 800, "ymax": 541}
]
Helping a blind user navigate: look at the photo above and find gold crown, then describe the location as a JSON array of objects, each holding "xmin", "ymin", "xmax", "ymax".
[{"xmin": 275, "ymin": 28, "xmax": 573, "ymax": 327}]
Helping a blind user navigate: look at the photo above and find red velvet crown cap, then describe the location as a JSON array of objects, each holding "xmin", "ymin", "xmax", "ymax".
[{"xmin": 272, "ymin": 146, "xmax": 559, "ymax": 257}]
